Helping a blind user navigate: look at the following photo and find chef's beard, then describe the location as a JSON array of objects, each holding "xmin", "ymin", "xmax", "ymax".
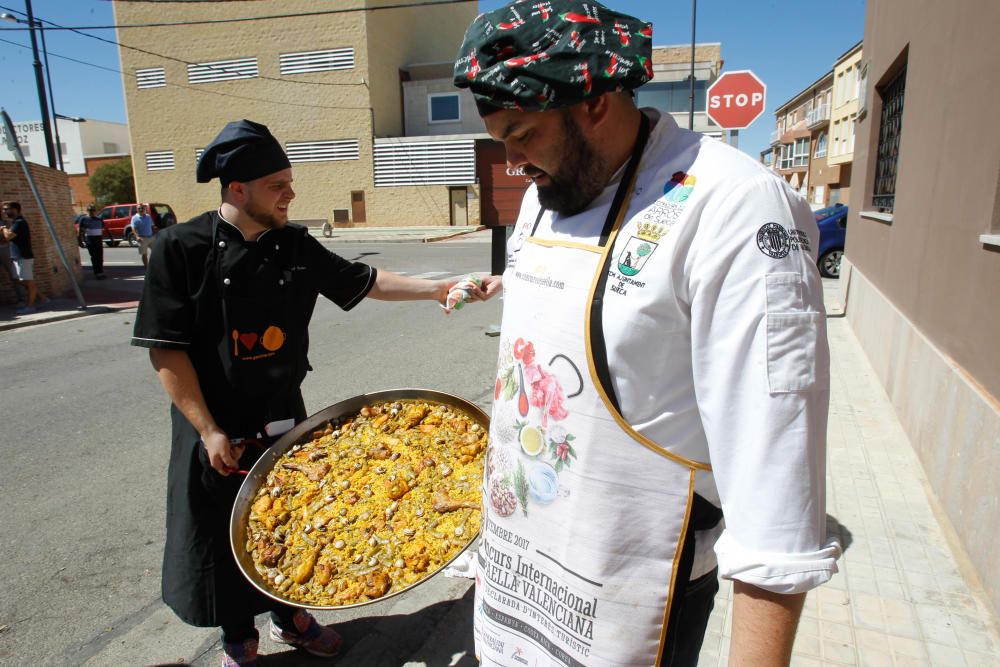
[
  {"xmin": 244, "ymin": 198, "xmax": 286, "ymax": 229},
  {"xmin": 531, "ymin": 113, "xmax": 609, "ymax": 217}
]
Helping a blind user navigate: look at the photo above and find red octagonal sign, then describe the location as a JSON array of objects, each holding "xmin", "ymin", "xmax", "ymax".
[{"xmin": 706, "ymin": 70, "xmax": 767, "ymax": 130}]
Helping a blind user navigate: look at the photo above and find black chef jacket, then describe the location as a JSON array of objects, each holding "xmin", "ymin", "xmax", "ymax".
[{"xmin": 131, "ymin": 211, "xmax": 376, "ymax": 626}]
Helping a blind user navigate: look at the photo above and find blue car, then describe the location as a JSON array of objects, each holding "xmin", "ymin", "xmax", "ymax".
[{"xmin": 814, "ymin": 204, "xmax": 847, "ymax": 278}]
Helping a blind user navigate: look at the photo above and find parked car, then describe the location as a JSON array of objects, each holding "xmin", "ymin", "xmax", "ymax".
[
  {"xmin": 96, "ymin": 202, "xmax": 177, "ymax": 247},
  {"xmin": 815, "ymin": 204, "xmax": 847, "ymax": 278}
]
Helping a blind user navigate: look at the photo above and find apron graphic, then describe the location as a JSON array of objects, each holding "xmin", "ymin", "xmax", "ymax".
[{"xmin": 475, "ymin": 116, "xmax": 710, "ymax": 666}]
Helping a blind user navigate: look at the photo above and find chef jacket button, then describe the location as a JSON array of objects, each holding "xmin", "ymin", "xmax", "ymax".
[
  {"xmin": 279, "ymin": 279, "xmax": 285, "ymax": 286},
  {"xmin": 218, "ymin": 241, "xmax": 226, "ymax": 248},
  {"xmin": 223, "ymin": 278, "xmax": 231, "ymax": 286}
]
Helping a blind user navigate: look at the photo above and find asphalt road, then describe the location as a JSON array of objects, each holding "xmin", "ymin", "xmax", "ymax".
[{"xmin": 0, "ymin": 239, "xmax": 500, "ymax": 666}]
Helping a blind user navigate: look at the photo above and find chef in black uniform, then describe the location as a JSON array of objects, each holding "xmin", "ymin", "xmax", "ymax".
[{"xmin": 132, "ymin": 120, "xmax": 486, "ymax": 667}]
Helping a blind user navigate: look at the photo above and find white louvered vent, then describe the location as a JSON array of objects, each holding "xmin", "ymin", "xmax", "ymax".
[
  {"xmin": 187, "ymin": 57, "xmax": 259, "ymax": 84},
  {"xmin": 136, "ymin": 67, "xmax": 166, "ymax": 89},
  {"xmin": 373, "ymin": 140, "xmax": 475, "ymax": 187},
  {"xmin": 285, "ymin": 139, "xmax": 359, "ymax": 163},
  {"xmin": 279, "ymin": 48, "xmax": 354, "ymax": 75},
  {"xmin": 146, "ymin": 151, "xmax": 175, "ymax": 171},
  {"xmin": 195, "ymin": 148, "xmax": 204, "ymax": 163}
]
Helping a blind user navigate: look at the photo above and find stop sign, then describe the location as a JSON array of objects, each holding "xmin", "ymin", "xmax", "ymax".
[{"xmin": 706, "ymin": 70, "xmax": 766, "ymax": 130}]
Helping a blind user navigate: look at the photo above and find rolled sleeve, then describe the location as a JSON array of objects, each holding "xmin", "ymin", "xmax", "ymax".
[{"xmin": 688, "ymin": 173, "xmax": 839, "ymax": 593}]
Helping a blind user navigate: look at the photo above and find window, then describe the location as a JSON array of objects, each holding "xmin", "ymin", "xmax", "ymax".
[
  {"xmin": 635, "ymin": 78, "xmax": 708, "ymax": 113},
  {"xmin": 58, "ymin": 142, "xmax": 67, "ymax": 157},
  {"xmin": 187, "ymin": 58, "xmax": 258, "ymax": 84},
  {"xmin": 103, "ymin": 142, "xmax": 119, "ymax": 154},
  {"xmin": 873, "ymin": 65, "xmax": 906, "ymax": 212},
  {"xmin": 373, "ymin": 139, "xmax": 475, "ymax": 186},
  {"xmin": 779, "ymin": 143, "xmax": 793, "ymax": 170},
  {"xmin": 145, "ymin": 150, "xmax": 175, "ymax": 171},
  {"xmin": 428, "ymin": 93, "xmax": 461, "ymax": 123},
  {"xmin": 814, "ymin": 132, "xmax": 827, "ymax": 158},
  {"xmin": 793, "ymin": 138, "xmax": 809, "ymax": 167},
  {"xmin": 285, "ymin": 139, "xmax": 360, "ymax": 163},
  {"xmin": 136, "ymin": 67, "xmax": 165, "ymax": 89},
  {"xmin": 280, "ymin": 48, "xmax": 354, "ymax": 75},
  {"xmin": 848, "ymin": 114, "xmax": 856, "ymax": 153}
]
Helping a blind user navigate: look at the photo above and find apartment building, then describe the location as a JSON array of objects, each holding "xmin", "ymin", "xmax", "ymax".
[
  {"xmin": 827, "ymin": 41, "xmax": 863, "ymax": 205},
  {"xmin": 843, "ymin": 0, "xmax": 1000, "ymax": 617},
  {"xmin": 769, "ymin": 72, "xmax": 835, "ymax": 206},
  {"xmin": 113, "ymin": 0, "xmax": 479, "ymax": 227}
]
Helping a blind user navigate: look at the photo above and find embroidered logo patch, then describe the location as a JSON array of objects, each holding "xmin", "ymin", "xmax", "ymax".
[
  {"xmin": 663, "ymin": 171, "xmax": 696, "ymax": 202},
  {"xmin": 616, "ymin": 223, "xmax": 664, "ymax": 276},
  {"xmin": 756, "ymin": 222, "xmax": 790, "ymax": 259}
]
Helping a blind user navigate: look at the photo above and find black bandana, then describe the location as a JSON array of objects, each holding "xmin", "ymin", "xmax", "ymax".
[{"xmin": 454, "ymin": 0, "xmax": 653, "ymax": 115}]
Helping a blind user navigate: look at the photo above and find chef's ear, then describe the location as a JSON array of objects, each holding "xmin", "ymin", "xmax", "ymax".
[{"xmin": 225, "ymin": 181, "xmax": 247, "ymax": 204}]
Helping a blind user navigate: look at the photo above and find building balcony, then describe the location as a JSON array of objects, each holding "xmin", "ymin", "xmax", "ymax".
[
  {"xmin": 770, "ymin": 129, "xmax": 781, "ymax": 145},
  {"xmin": 806, "ymin": 104, "xmax": 830, "ymax": 129}
]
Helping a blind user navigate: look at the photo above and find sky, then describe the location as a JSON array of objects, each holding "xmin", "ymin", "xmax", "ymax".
[{"xmin": 0, "ymin": 0, "xmax": 865, "ymax": 158}]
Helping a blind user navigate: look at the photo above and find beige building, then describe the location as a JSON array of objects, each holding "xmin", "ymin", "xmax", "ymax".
[
  {"xmin": 827, "ymin": 41, "xmax": 863, "ymax": 205},
  {"xmin": 641, "ymin": 43, "xmax": 724, "ymax": 139},
  {"xmin": 113, "ymin": 0, "xmax": 480, "ymax": 227},
  {"xmin": 843, "ymin": 0, "xmax": 1000, "ymax": 617},
  {"xmin": 769, "ymin": 72, "xmax": 837, "ymax": 206}
]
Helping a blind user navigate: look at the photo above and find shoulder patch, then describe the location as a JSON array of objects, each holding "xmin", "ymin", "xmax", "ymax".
[{"xmin": 756, "ymin": 222, "xmax": 790, "ymax": 259}]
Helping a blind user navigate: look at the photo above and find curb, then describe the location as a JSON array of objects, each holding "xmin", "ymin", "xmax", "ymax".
[
  {"xmin": 0, "ymin": 303, "xmax": 135, "ymax": 332},
  {"xmin": 424, "ymin": 226, "xmax": 488, "ymax": 243}
]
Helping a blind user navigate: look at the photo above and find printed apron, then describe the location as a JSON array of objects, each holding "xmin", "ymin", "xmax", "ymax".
[{"xmin": 474, "ymin": 116, "xmax": 711, "ymax": 666}]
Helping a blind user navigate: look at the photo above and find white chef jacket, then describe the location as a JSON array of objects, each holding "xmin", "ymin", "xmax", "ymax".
[{"xmin": 505, "ymin": 109, "xmax": 840, "ymax": 594}]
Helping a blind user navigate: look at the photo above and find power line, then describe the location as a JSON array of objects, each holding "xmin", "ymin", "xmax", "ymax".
[
  {"xmin": 0, "ymin": 4, "xmax": 368, "ymax": 90},
  {"xmin": 0, "ymin": 0, "xmax": 473, "ymax": 30},
  {"xmin": 0, "ymin": 35, "xmax": 369, "ymax": 112}
]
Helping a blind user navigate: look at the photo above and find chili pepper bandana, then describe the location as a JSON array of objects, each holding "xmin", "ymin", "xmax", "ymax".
[{"xmin": 453, "ymin": 0, "xmax": 653, "ymax": 115}]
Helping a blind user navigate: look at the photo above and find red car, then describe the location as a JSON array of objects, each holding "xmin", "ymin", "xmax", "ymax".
[{"xmin": 83, "ymin": 202, "xmax": 177, "ymax": 247}]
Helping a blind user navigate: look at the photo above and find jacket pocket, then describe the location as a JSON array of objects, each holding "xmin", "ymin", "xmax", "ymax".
[{"xmin": 766, "ymin": 311, "xmax": 821, "ymax": 393}]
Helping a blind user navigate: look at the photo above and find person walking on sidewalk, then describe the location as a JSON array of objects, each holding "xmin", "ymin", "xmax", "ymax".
[
  {"xmin": 455, "ymin": 3, "xmax": 840, "ymax": 666},
  {"xmin": 130, "ymin": 204, "xmax": 155, "ymax": 268},
  {"xmin": 1, "ymin": 201, "xmax": 39, "ymax": 314},
  {"xmin": 78, "ymin": 205, "xmax": 108, "ymax": 279},
  {"xmin": 131, "ymin": 119, "xmax": 490, "ymax": 667},
  {"xmin": 0, "ymin": 212, "xmax": 27, "ymax": 306}
]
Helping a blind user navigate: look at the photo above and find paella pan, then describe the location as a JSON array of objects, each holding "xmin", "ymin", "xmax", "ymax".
[{"xmin": 230, "ymin": 389, "xmax": 488, "ymax": 610}]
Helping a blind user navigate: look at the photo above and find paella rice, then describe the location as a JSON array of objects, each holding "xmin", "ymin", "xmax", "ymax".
[{"xmin": 245, "ymin": 400, "xmax": 486, "ymax": 606}]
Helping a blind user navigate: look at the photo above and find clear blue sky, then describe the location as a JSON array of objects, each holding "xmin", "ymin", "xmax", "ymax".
[{"xmin": 0, "ymin": 0, "xmax": 865, "ymax": 158}]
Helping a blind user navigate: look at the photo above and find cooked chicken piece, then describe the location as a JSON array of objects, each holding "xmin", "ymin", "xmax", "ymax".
[
  {"xmin": 362, "ymin": 571, "xmax": 391, "ymax": 599},
  {"xmin": 252, "ymin": 494, "xmax": 273, "ymax": 516},
  {"xmin": 402, "ymin": 405, "xmax": 429, "ymax": 427},
  {"xmin": 448, "ymin": 419, "xmax": 468, "ymax": 433},
  {"xmin": 433, "ymin": 493, "xmax": 480, "ymax": 513},
  {"xmin": 292, "ymin": 548, "xmax": 320, "ymax": 584},
  {"xmin": 402, "ymin": 540, "xmax": 431, "ymax": 573},
  {"xmin": 369, "ymin": 444, "xmax": 392, "ymax": 460},
  {"xmin": 385, "ymin": 478, "xmax": 410, "ymax": 500},
  {"xmin": 315, "ymin": 561, "xmax": 335, "ymax": 586},
  {"xmin": 256, "ymin": 538, "xmax": 285, "ymax": 567},
  {"xmin": 281, "ymin": 461, "xmax": 330, "ymax": 482}
]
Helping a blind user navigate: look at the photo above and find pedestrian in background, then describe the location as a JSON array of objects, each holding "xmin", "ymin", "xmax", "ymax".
[
  {"xmin": 78, "ymin": 204, "xmax": 108, "ymax": 280},
  {"xmin": 131, "ymin": 204, "xmax": 155, "ymax": 268},
  {"xmin": 0, "ymin": 210, "xmax": 27, "ymax": 306},
  {"xmin": 1, "ymin": 201, "xmax": 39, "ymax": 314}
]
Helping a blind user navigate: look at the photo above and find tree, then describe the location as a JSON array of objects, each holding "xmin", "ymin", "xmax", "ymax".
[{"xmin": 88, "ymin": 158, "xmax": 136, "ymax": 207}]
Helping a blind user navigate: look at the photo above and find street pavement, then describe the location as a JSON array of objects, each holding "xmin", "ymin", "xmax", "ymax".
[{"xmin": 2, "ymin": 229, "xmax": 999, "ymax": 666}]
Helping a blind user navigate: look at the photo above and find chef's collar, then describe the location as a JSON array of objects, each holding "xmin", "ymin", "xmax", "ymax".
[{"xmin": 218, "ymin": 209, "xmax": 272, "ymax": 242}]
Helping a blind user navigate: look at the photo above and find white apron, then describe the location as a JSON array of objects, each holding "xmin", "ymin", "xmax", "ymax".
[{"xmin": 475, "ymin": 117, "xmax": 713, "ymax": 667}]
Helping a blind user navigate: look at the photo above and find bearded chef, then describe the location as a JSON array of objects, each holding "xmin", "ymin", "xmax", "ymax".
[{"xmin": 454, "ymin": 2, "xmax": 841, "ymax": 665}]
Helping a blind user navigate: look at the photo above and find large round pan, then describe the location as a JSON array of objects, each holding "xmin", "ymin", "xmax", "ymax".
[{"xmin": 230, "ymin": 388, "xmax": 489, "ymax": 610}]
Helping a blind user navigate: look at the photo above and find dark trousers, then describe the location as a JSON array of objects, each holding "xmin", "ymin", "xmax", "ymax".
[
  {"xmin": 220, "ymin": 603, "xmax": 299, "ymax": 643},
  {"xmin": 659, "ymin": 568, "xmax": 720, "ymax": 667},
  {"xmin": 84, "ymin": 236, "xmax": 104, "ymax": 276}
]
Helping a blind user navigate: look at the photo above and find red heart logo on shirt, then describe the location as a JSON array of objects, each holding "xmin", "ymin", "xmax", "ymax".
[{"xmin": 239, "ymin": 332, "xmax": 259, "ymax": 351}]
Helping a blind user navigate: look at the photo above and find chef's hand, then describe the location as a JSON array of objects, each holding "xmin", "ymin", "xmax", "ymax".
[
  {"xmin": 481, "ymin": 274, "xmax": 503, "ymax": 299},
  {"xmin": 439, "ymin": 274, "xmax": 497, "ymax": 305},
  {"xmin": 203, "ymin": 430, "xmax": 245, "ymax": 476}
]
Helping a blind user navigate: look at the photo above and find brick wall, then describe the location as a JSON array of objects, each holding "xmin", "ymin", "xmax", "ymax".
[{"xmin": 0, "ymin": 160, "xmax": 84, "ymax": 303}]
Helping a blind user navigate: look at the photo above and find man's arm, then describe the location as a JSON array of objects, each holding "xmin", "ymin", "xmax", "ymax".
[
  {"xmin": 729, "ymin": 582, "xmax": 805, "ymax": 666},
  {"xmin": 367, "ymin": 270, "xmax": 490, "ymax": 304},
  {"xmin": 149, "ymin": 348, "xmax": 241, "ymax": 475}
]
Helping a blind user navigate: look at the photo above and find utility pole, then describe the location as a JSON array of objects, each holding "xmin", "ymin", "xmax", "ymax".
[
  {"xmin": 23, "ymin": 0, "xmax": 56, "ymax": 168},
  {"xmin": 688, "ymin": 0, "xmax": 697, "ymax": 130}
]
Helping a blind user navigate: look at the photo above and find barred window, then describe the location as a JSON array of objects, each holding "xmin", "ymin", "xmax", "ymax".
[
  {"xmin": 279, "ymin": 48, "xmax": 354, "ymax": 75},
  {"xmin": 285, "ymin": 140, "xmax": 360, "ymax": 163},
  {"xmin": 187, "ymin": 58, "xmax": 258, "ymax": 84},
  {"xmin": 873, "ymin": 65, "xmax": 906, "ymax": 212},
  {"xmin": 146, "ymin": 150, "xmax": 175, "ymax": 171},
  {"xmin": 136, "ymin": 67, "xmax": 165, "ymax": 89}
]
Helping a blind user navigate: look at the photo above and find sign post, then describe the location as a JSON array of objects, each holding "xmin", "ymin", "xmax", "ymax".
[{"xmin": 706, "ymin": 70, "xmax": 767, "ymax": 131}]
